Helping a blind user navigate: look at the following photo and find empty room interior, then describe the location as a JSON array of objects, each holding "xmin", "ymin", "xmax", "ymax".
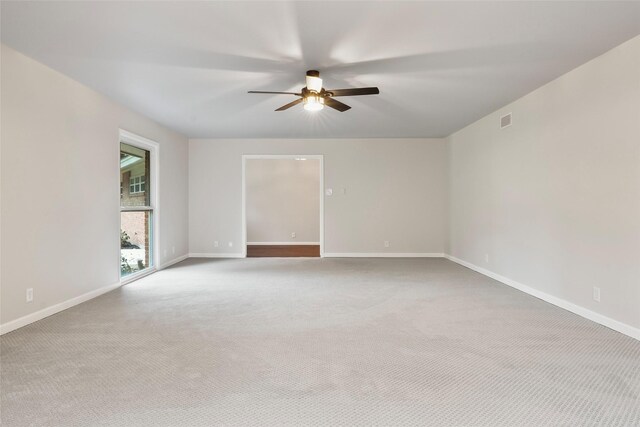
[{"xmin": 1, "ymin": 1, "xmax": 640, "ymax": 426}]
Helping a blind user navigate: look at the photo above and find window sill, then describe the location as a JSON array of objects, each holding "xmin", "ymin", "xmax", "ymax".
[{"xmin": 120, "ymin": 267, "xmax": 156, "ymax": 285}]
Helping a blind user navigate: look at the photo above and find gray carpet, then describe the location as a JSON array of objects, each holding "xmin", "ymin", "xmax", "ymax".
[{"xmin": 1, "ymin": 258, "xmax": 639, "ymax": 426}]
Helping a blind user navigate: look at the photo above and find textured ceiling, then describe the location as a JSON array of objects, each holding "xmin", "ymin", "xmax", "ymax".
[{"xmin": 2, "ymin": 1, "xmax": 639, "ymax": 138}]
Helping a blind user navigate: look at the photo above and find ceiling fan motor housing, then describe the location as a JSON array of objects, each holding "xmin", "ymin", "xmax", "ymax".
[{"xmin": 305, "ymin": 70, "xmax": 323, "ymax": 93}]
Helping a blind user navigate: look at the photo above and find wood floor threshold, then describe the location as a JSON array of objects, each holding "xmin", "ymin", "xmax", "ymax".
[{"xmin": 247, "ymin": 245, "xmax": 320, "ymax": 257}]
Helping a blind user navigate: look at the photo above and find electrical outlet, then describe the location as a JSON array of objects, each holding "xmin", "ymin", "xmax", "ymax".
[
  {"xmin": 291, "ymin": 232, "xmax": 296, "ymax": 238},
  {"xmin": 325, "ymin": 188, "xmax": 333, "ymax": 196},
  {"xmin": 172, "ymin": 246, "xmax": 175, "ymax": 254},
  {"xmin": 164, "ymin": 249, "xmax": 167, "ymax": 258},
  {"xmin": 228, "ymin": 241, "xmax": 233, "ymax": 248},
  {"xmin": 593, "ymin": 286, "xmax": 601, "ymax": 302},
  {"xmin": 214, "ymin": 241, "xmax": 219, "ymax": 248},
  {"xmin": 26, "ymin": 288, "xmax": 34, "ymax": 303},
  {"xmin": 384, "ymin": 241, "xmax": 390, "ymax": 248},
  {"xmin": 485, "ymin": 253, "xmax": 489, "ymax": 263}
]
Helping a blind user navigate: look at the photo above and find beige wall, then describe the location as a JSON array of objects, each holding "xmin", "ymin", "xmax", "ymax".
[
  {"xmin": 246, "ymin": 159, "xmax": 320, "ymax": 243},
  {"xmin": 189, "ymin": 138, "xmax": 448, "ymax": 255},
  {"xmin": 448, "ymin": 35, "xmax": 640, "ymax": 331},
  {"xmin": 0, "ymin": 44, "xmax": 189, "ymax": 326}
]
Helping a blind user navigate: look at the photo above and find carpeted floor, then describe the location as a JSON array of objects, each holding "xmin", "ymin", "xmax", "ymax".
[{"xmin": 1, "ymin": 258, "xmax": 639, "ymax": 426}]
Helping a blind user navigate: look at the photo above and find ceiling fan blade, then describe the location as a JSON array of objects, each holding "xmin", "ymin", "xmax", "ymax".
[
  {"xmin": 326, "ymin": 87, "xmax": 380, "ymax": 97},
  {"xmin": 248, "ymin": 91, "xmax": 301, "ymax": 95},
  {"xmin": 324, "ymin": 97, "xmax": 351, "ymax": 112},
  {"xmin": 275, "ymin": 98, "xmax": 303, "ymax": 111}
]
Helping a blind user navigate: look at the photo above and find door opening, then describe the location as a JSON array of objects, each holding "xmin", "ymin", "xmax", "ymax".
[{"xmin": 242, "ymin": 155, "xmax": 324, "ymax": 257}]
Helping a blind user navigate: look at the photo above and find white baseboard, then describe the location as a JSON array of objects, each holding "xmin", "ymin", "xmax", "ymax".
[
  {"xmin": 188, "ymin": 252, "xmax": 245, "ymax": 258},
  {"xmin": 323, "ymin": 253, "xmax": 445, "ymax": 258},
  {"xmin": 8, "ymin": 253, "xmax": 634, "ymax": 342},
  {"xmin": 0, "ymin": 281, "xmax": 121, "ymax": 335},
  {"xmin": 444, "ymin": 254, "xmax": 640, "ymax": 341},
  {"xmin": 0, "ymin": 253, "xmax": 191, "ymax": 334},
  {"xmin": 246, "ymin": 242, "xmax": 320, "ymax": 245},
  {"xmin": 1, "ymin": 252, "xmax": 234, "ymax": 335},
  {"xmin": 158, "ymin": 254, "xmax": 188, "ymax": 269},
  {"xmin": 120, "ymin": 267, "xmax": 157, "ymax": 285}
]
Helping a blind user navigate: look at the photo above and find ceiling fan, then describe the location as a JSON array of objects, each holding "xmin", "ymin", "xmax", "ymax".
[{"xmin": 248, "ymin": 70, "xmax": 379, "ymax": 112}]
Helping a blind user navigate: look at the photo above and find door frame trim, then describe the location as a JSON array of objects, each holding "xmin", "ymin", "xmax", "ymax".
[{"xmin": 241, "ymin": 154, "xmax": 324, "ymax": 258}]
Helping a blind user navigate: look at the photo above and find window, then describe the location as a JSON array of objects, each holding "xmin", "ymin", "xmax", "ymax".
[
  {"xmin": 129, "ymin": 176, "xmax": 146, "ymax": 194},
  {"xmin": 120, "ymin": 141, "xmax": 154, "ymax": 277}
]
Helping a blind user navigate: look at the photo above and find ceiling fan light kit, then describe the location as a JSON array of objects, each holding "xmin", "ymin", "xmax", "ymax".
[
  {"xmin": 304, "ymin": 94, "xmax": 324, "ymax": 111},
  {"xmin": 248, "ymin": 70, "xmax": 380, "ymax": 112}
]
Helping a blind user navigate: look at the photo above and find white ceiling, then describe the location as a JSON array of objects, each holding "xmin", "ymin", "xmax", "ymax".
[{"xmin": 2, "ymin": 1, "xmax": 639, "ymax": 138}]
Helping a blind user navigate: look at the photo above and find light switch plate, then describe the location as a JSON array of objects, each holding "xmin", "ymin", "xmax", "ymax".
[{"xmin": 325, "ymin": 188, "xmax": 333, "ymax": 196}]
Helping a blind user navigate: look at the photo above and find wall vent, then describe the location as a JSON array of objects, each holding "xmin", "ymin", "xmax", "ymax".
[{"xmin": 500, "ymin": 113, "xmax": 512, "ymax": 129}]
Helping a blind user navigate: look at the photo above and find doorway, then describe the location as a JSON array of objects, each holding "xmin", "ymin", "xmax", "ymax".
[{"xmin": 242, "ymin": 155, "xmax": 324, "ymax": 257}]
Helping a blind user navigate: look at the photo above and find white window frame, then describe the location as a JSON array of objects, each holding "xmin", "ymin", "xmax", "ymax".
[{"xmin": 119, "ymin": 129, "xmax": 160, "ymax": 284}]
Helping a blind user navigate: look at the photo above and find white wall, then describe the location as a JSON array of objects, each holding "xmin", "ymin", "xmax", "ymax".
[
  {"xmin": 189, "ymin": 139, "xmax": 447, "ymax": 256},
  {"xmin": 0, "ymin": 44, "xmax": 189, "ymax": 328},
  {"xmin": 448, "ymin": 35, "xmax": 640, "ymax": 333},
  {"xmin": 5, "ymin": 31, "xmax": 637, "ymax": 338},
  {"xmin": 246, "ymin": 159, "xmax": 320, "ymax": 243}
]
